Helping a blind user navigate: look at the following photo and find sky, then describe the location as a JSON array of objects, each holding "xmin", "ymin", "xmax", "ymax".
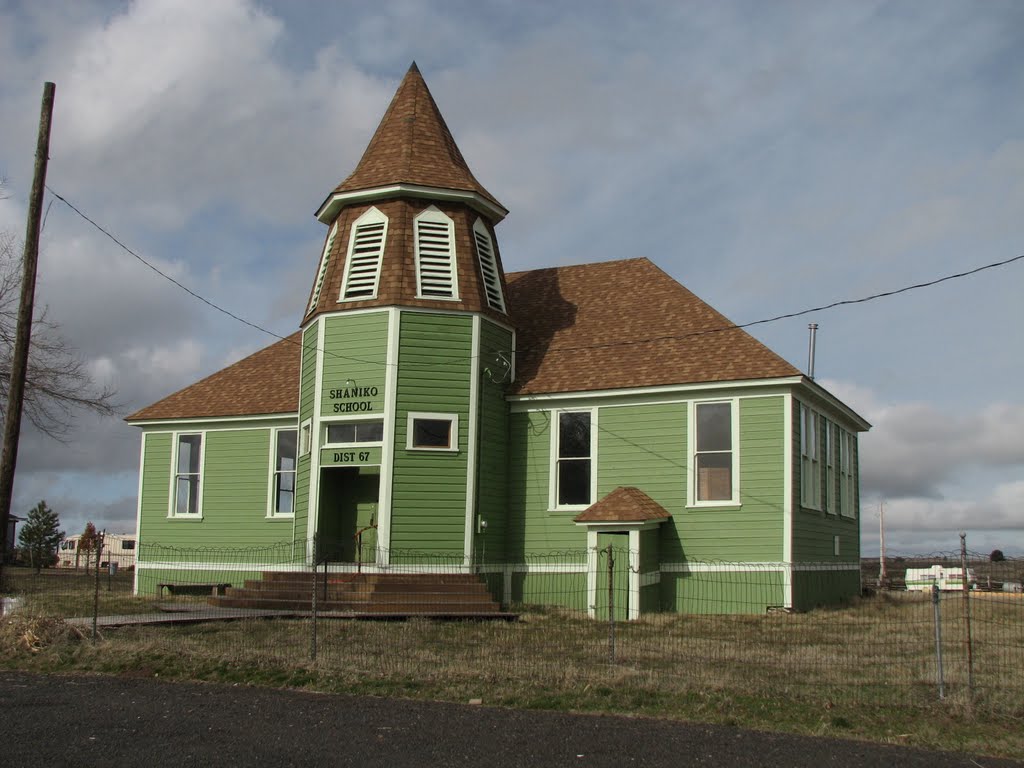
[{"xmin": 0, "ymin": 0, "xmax": 1021, "ymax": 557}]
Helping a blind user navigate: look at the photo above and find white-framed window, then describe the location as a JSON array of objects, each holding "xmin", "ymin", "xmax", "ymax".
[
  {"xmin": 406, "ymin": 413, "xmax": 459, "ymax": 451},
  {"xmin": 800, "ymin": 404, "xmax": 821, "ymax": 510},
  {"xmin": 270, "ymin": 428, "xmax": 297, "ymax": 517},
  {"xmin": 839, "ymin": 429, "xmax": 856, "ymax": 518},
  {"xmin": 307, "ymin": 221, "xmax": 339, "ymax": 314},
  {"xmin": 473, "ymin": 218, "xmax": 505, "ymax": 313},
  {"xmin": 689, "ymin": 400, "xmax": 739, "ymax": 505},
  {"xmin": 551, "ymin": 409, "xmax": 596, "ymax": 509},
  {"xmin": 299, "ymin": 418, "xmax": 312, "ymax": 457},
  {"xmin": 414, "ymin": 206, "xmax": 458, "ymax": 300},
  {"xmin": 172, "ymin": 433, "xmax": 203, "ymax": 517},
  {"xmin": 340, "ymin": 207, "xmax": 388, "ymax": 301},
  {"xmin": 824, "ymin": 418, "xmax": 836, "ymax": 515},
  {"xmin": 325, "ymin": 419, "xmax": 384, "ymax": 445}
]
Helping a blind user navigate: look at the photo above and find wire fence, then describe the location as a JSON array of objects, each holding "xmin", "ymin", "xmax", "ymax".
[{"xmin": 2, "ymin": 537, "xmax": 1022, "ymax": 716}]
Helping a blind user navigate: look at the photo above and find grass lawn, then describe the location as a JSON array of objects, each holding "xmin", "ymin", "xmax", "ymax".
[{"xmin": 2, "ymin": 573, "xmax": 1022, "ymax": 759}]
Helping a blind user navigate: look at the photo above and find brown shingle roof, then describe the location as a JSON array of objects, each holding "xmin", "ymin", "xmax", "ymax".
[
  {"xmin": 328, "ymin": 63, "xmax": 503, "ymax": 211},
  {"xmin": 573, "ymin": 487, "xmax": 671, "ymax": 524},
  {"xmin": 507, "ymin": 258, "xmax": 800, "ymax": 396},
  {"xmin": 128, "ymin": 258, "xmax": 801, "ymax": 422},
  {"xmin": 126, "ymin": 333, "xmax": 302, "ymax": 422}
]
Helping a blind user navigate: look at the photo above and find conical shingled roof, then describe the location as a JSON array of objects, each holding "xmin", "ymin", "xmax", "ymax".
[{"xmin": 330, "ymin": 63, "xmax": 503, "ymax": 211}]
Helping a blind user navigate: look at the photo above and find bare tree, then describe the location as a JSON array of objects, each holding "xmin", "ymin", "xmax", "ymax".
[{"xmin": 0, "ymin": 183, "xmax": 119, "ymax": 440}]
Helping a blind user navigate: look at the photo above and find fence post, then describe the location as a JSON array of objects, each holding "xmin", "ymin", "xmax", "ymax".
[
  {"xmin": 92, "ymin": 532, "xmax": 104, "ymax": 642},
  {"xmin": 932, "ymin": 584, "xmax": 945, "ymax": 700},
  {"xmin": 959, "ymin": 532, "xmax": 974, "ymax": 697},
  {"xmin": 310, "ymin": 537, "xmax": 318, "ymax": 662},
  {"xmin": 606, "ymin": 544, "xmax": 615, "ymax": 664}
]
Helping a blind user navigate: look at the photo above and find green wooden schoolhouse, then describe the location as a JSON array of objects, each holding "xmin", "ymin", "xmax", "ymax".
[{"xmin": 127, "ymin": 64, "xmax": 870, "ymax": 616}]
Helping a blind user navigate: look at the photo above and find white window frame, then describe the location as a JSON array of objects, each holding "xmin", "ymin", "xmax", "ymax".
[
  {"xmin": 268, "ymin": 428, "xmax": 297, "ymax": 518},
  {"xmin": 323, "ymin": 418, "xmax": 386, "ymax": 447},
  {"xmin": 414, "ymin": 206, "xmax": 459, "ymax": 300},
  {"xmin": 687, "ymin": 399, "xmax": 740, "ymax": 507},
  {"xmin": 299, "ymin": 418, "xmax": 312, "ymax": 458},
  {"xmin": 473, "ymin": 217, "xmax": 506, "ymax": 313},
  {"xmin": 839, "ymin": 429, "xmax": 856, "ymax": 518},
  {"xmin": 406, "ymin": 412, "xmax": 459, "ymax": 452},
  {"xmin": 339, "ymin": 207, "xmax": 388, "ymax": 302},
  {"xmin": 549, "ymin": 408, "xmax": 597, "ymax": 511},
  {"xmin": 833, "ymin": 534, "xmax": 841, "ymax": 557},
  {"xmin": 824, "ymin": 418, "xmax": 836, "ymax": 515},
  {"xmin": 169, "ymin": 432, "xmax": 204, "ymax": 518},
  {"xmin": 307, "ymin": 221, "xmax": 339, "ymax": 314},
  {"xmin": 800, "ymin": 403, "xmax": 821, "ymax": 511}
]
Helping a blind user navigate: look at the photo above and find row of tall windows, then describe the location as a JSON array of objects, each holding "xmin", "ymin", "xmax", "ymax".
[{"xmin": 800, "ymin": 403, "xmax": 857, "ymax": 517}]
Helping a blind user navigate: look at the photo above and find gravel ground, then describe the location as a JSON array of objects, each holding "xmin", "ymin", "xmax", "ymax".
[{"xmin": 0, "ymin": 671, "xmax": 1018, "ymax": 767}]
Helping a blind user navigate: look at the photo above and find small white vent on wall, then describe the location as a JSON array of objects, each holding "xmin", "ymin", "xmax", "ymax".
[
  {"xmin": 415, "ymin": 207, "xmax": 458, "ymax": 299},
  {"xmin": 307, "ymin": 221, "xmax": 339, "ymax": 314},
  {"xmin": 340, "ymin": 207, "xmax": 388, "ymax": 301},
  {"xmin": 473, "ymin": 218, "xmax": 505, "ymax": 313}
]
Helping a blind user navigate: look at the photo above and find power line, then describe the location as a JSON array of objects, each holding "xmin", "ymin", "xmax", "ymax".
[{"xmin": 45, "ymin": 186, "xmax": 1024, "ymax": 369}]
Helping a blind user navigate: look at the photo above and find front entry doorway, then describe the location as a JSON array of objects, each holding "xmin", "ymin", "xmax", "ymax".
[{"xmin": 317, "ymin": 466, "xmax": 380, "ymax": 565}]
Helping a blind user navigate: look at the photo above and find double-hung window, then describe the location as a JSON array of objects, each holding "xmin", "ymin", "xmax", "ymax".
[
  {"xmin": 839, "ymin": 430, "xmax": 856, "ymax": 517},
  {"xmin": 554, "ymin": 411, "xmax": 593, "ymax": 508},
  {"xmin": 800, "ymin": 405, "xmax": 821, "ymax": 509},
  {"xmin": 174, "ymin": 434, "xmax": 202, "ymax": 517},
  {"xmin": 824, "ymin": 419, "xmax": 836, "ymax": 514},
  {"xmin": 272, "ymin": 429, "xmax": 297, "ymax": 516},
  {"xmin": 692, "ymin": 401, "xmax": 737, "ymax": 504}
]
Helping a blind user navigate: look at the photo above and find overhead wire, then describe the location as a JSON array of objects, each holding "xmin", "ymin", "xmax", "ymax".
[{"xmin": 44, "ymin": 185, "xmax": 1024, "ymax": 374}]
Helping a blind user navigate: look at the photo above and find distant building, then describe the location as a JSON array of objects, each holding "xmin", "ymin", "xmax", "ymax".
[
  {"xmin": 4, "ymin": 515, "xmax": 22, "ymax": 561},
  {"xmin": 127, "ymin": 64, "xmax": 869, "ymax": 615},
  {"xmin": 58, "ymin": 533, "xmax": 136, "ymax": 570}
]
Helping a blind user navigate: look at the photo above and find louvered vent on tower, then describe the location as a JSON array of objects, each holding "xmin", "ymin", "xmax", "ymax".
[
  {"xmin": 340, "ymin": 207, "xmax": 388, "ymax": 301},
  {"xmin": 307, "ymin": 221, "xmax": 339, "ymax": 314},
  {"xmin": 473, "ymin": 218, "xmax": 505, "ymax": 313},
  {"xmin": 414, "ymin": 207, "xmax": 458, "ymax": 299}
]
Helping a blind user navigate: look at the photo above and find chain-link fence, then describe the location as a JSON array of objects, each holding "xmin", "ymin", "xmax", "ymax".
[{"xmin": 2, "ymin": 537, "xmax": 1021, "ymax": 714}]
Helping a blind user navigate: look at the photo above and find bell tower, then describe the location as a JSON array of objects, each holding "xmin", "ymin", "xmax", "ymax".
[{"xmin": 294, "ymin": 64, "xmax": 514, "ymax": 568}]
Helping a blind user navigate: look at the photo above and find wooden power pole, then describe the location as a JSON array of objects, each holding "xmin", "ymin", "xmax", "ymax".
[{"xmin": 0, "ymin": 82, "xmax": 56, "ymax": 580}]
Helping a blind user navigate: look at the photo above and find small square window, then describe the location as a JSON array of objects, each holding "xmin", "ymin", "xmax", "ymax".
[{"xmin": 406, "ymin": 413, "xmax": 458, "ymax": 451}]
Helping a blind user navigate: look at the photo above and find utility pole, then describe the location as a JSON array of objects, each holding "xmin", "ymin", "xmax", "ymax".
[
  {"xmin": 0, "ymin": 82, "xmax": 55, "ymax": 583},
  {"xmin": 878, "ymin": 500, "xmax": 888, "ymax": 589}
]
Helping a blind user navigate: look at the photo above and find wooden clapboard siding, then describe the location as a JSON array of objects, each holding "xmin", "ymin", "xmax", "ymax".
[
  {"xmin": 389, "ymin": 312, "xmax": 472, "ymax": 553},
  {"xmin": 476, "ymin": 320, "xmax": 512, "ymax": 561},
  {"xmin": 319, "ymin": 311, "xmax": 389, "ymax": 417},
  {"xmin": 137, "ymin": 425, "xmax": 292, "ymax": 550}
]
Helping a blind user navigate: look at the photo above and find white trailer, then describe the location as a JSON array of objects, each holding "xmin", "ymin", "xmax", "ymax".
[{"xmin": 905, "ymin": 564, "xmax": 976, "ymax": 591}]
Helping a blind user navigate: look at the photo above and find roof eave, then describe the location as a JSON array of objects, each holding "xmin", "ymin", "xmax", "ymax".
[{"xmin": 315, "ymin": 184, "xmax": 508, "ymax": 224}]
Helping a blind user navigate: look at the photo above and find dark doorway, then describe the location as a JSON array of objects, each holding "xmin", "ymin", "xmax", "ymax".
[{"xmin": 317, "ymin": 467, "xmax": 380, "ymax": 563}]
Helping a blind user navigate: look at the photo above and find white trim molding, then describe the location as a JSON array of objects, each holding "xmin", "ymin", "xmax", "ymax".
[{"xmin": 315, "ymin": 183, "xmax": 508, "ymax": 225}]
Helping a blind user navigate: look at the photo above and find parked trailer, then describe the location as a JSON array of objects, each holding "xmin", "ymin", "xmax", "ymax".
[
  {"xmin": 58, "ymin": 533, "xmax": 136, "ymax": 570},
  {"xmin": 905, "ymin": 565, "xmax": 976, "ymax": 591}
]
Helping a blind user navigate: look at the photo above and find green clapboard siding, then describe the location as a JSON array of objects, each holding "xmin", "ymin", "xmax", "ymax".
[
  {"xmin": 476, "ymin": 320, "xmax": 512, "ymax": 562},
  {"xmin": 320, "ymin": 312, "xmax": 389, "ymax": 417},
  {"xmin": 390, "ymin": 312, "xmax": 472, "ymax": 553},
  {"xmin": 299, "ymin": 323, "xmax": 317, "ymax": 423},
  {"xmin": 511, "ymin": 571, "xmax": 588, "ymax": 612},
  {"xmin": 507, "ymin": 411, "xmax": 586, "ymax": 555},
  {"xmin": 678, "ymin": 396, "xmax": 786, "ymax": 562},
  {"xmin": 660, "ymin": 569, "xmax": 786, "ymax": 614},
  {"xmin": 138, "ymin": 427, "xmax": 292, "ymax": 551},
  {"xmin": 791, "ymin": 569, "xmax": 861, "ymax": 611}
]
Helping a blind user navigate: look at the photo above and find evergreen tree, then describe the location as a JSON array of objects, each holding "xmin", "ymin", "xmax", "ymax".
[{"xmin": 17, "ymin": 500, "xmax": 63, "ymax": 574}]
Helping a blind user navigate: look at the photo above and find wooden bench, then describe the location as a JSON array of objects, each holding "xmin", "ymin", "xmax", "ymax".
[{"xmin": 158, "ymin": 582, "xmax": 230, "ymax": 597}]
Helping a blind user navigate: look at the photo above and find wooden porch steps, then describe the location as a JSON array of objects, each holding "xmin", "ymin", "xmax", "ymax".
[{"xmin": 208, "ymin": 571, "xmax": 513, "ymax": 619}]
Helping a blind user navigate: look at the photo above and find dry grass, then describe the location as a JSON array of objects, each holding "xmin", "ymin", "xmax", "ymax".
[{"xmin": 2, "ymin": 588, "xmax": 1022, "ymax": 758}]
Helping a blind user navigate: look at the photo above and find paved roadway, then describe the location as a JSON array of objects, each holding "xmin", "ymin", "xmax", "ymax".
[{"xmin": 0, "ymin": 671, "xmax": 1018, "ymax": 767}]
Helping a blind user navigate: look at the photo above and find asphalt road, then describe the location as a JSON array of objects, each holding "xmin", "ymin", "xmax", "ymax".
[{"xmin": 0, "ymin": 671, "xmax": 1018, "ymax": 767}]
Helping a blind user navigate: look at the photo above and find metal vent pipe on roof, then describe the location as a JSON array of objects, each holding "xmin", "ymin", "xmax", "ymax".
[{"xmin": 807, "ymin": 323, "xmax": 819, "ymax": 380}]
